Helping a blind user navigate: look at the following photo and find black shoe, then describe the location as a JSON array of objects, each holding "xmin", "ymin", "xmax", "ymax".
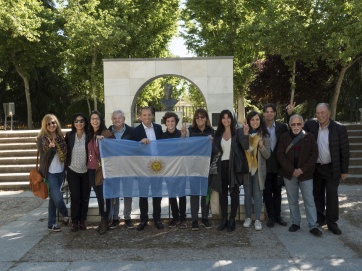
[
  {"xmin": 201, "ymin": 219, "xmax": 212, "ymax": 229},
  {"xmin": 191, "ymin": 221, "xmax": 199, "ymax": 231},
  {"xmin": 168, "ymin": 218, "xmax": 178, "ymax": 228},
  {"xmin": 155, "ymin": 221, "xmax": 164, "ymax": 230},
  {"xmin": 137, "ymin": 221, "xmax": 148, "ymax": 231},
  {"xmin": 288, "ymin": 224, "xmax": 300, "ymax": 232},
  {"xmin": 227, "ymin": 218, "xmax": 236, "ymax": 232},
  {"xmin": 125, "ymin": 219, "xmax": 135, "ymax": 229},
  {"xmin": 218, "ymin": 218, "xmax": 228, "ymax": 231},
  {"xmin": 328, "ymin": 226, "xmax": 342, "ymax": 235},
  {"xmin": 310, "ymin": 227, "xmax": 323, "ymax": 237},
  {"xmin": 267, "ymin": 217, "xmax": 275, "ymax": 228},
  {"xmin": 109, "ymin": 220, "xmax": 120, "ymax": 230},
  {"xmin": 275, "ymin": 216, "xmax": 287, "ymax": 226}
]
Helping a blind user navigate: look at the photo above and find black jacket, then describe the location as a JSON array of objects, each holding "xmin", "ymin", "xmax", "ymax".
[
  {"xmin": 304, "ymin": 118, "xmax": 349, "ymax": 179},
  {"xmin": 131, "ymin": 122, "xmax": 163, "ymax": 141},
  {"xmin": 210, "ymin": 128, "xmax": 249, "ymax": 193},
  {"xmin": 108, "ymin": 124, "xmax": 133, "ymax": 140}
]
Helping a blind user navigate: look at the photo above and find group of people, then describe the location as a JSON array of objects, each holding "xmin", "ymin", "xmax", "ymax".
[{"xmin": 36, "ymin": 102, "xmax": 349, "ymax": 237}]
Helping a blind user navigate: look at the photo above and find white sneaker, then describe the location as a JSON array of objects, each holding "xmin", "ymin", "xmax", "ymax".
[
  {"xmin": 255, "ymin": 220, "xmax": 262, "ymax": 231},
  {"xmin": 243, "ymin": 218, "xmax": 252, "ymax": 228}
]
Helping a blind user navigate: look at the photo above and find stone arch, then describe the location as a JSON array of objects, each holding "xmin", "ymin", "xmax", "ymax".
[{"xmin": 103, "ymin": 57, "xmax": 233, "ymax": 127}]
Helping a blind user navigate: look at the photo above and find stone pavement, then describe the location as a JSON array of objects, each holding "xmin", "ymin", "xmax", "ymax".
[{"xmin": 0, "ymin": 185, "xmax": 361, "ymax": 271}]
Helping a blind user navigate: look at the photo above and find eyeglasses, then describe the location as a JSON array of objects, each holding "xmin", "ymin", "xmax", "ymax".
[
  {"xmin": 74, "ymin": 119, "xmax": 85, "ymax": 124},
  {"xmin": 290, "ymin": 123, "xmax": 302, "ymax": 127},
  {"xmin": 195, "ymin": 116, "xmax": 206, "ymax": 120},
  {"xmin": 47, "ymin": 121, "xmax": 56, "ymax": 126}
]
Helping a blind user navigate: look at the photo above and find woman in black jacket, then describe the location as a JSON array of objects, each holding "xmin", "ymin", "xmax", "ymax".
[
  {"xmin": 65, "ymin": 113, "xmax": 90, "ymax": 232},
  {"xmin": 211, "ymin": 110, "xmax": 249, "ymax": 231}
]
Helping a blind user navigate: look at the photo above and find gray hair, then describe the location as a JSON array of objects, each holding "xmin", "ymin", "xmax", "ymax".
[
  {"xmin": 112, "ymin": 110, "xmax": 125, "ymax": 119},
  {"xmin": 289, "ymin": 114, "xmax": 304, "ymax": 124},
  {"xmin": 316, "ymin": 103, "xmax": 331, "ymax": 112}
]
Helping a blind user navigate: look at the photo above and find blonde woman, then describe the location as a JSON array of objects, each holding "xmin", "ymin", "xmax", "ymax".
[
  {"xmin": 37, "ymin": 114, "xmax": 69, "ymax": 232},
  {"xmin": 243, "ymin": 111, "xmax": 271, "ymax": 231}
]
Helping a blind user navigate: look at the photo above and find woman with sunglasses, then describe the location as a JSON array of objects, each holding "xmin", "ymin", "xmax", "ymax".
[
  {"xmin": 188, "ymin": 108, "xmax": 215, "ymax": 231},
  {"xmin": 88, "ymin": 110, "xmax": 114, "ymax": 234},
  {"xmin": 243, "ymin": 111, "xmax": 271, "ymax": 231},
  {"xmin": 37, "ymin": 114, "xmax": 69, "ymax": 232},
  {"xmin": 212, "ymin": 110, "xmax": 249, "ymax": 232},
  {"xmin": 65, "ymin": 113, "xmax": 90, "ymax": 232}
]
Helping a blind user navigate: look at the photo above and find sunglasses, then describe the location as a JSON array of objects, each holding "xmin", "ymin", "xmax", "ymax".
[
  {"xmin": 195, "ymin": 116, "xmax": 206, "ymax": 120},
  {"xmin": 74, "ymin": 119, "xmax": 85, "ymax": 124},
  {"xmin": 47, "ymin": 121, "xmax": 56, "ymax": 126},
  {"xmin": 290, "ymin": 123, "xmax": 302, "ymax": 127}
]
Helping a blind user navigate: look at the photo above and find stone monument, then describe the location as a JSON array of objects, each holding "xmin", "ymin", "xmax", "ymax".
[{"xmin": 160, "ymin": 84, "xmax": 178, "ymax": 111}]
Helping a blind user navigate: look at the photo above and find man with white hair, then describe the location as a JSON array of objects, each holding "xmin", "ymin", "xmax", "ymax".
[
  {"xmin": 107, "ymin": 110, "xmax": 134, "ymax": 230},
  {"xmin": 277, "ymin": 114, "xmax": 322, "ymax": 237},
  {"xmin": 304, "ymin": 103, "xmax": 349, "ymax": 235}
]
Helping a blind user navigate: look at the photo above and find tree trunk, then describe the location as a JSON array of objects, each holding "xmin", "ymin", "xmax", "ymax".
[
  {"xmin": 91, "ymin": 46, "xmax": 97, "ymax": 110},
  {"xmin": 237, "ymin": 94, "xmax": 245, "ymax": 124},
  {"xmin": 330, "ymin": 56, "xmax": 362, "ymax": 120},
  {"xmin": 289, "ymin": 60, "xmax": 296, "ymax": 105},
  {"xmin": 13, "ymin": 63, "xmax": 33, "ymax": 129}
]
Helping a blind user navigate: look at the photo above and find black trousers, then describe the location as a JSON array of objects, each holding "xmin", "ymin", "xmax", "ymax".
[
  {"xmin": 89, "ymin": 169, "xmax": 111, "ymax": 220},
  {"xmin": 263, "ymin": 172, "xmax": 282, "ymax": 219},
  {"xmin": 169, "ymin": 196, "xmax": 187, "ymax": 221},
  {"xmin": 67, "ymin": 168, "xmax": 91, "ymax": 223},
  {"xmin": 139, "ymin": 197, "xmax": 162, "ymax": 223},
  {"xmin": 313, "ymin": 163, "xmax": 340, "ymax": 228},
  {"xmin": 219, "ymin": 160, "xmax": 240, "ymax": 219}
]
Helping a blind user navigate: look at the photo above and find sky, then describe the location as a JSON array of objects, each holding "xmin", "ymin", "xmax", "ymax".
[{"xmin": 168, "ymin": 36, "xmax": 194, "ymax": 57}]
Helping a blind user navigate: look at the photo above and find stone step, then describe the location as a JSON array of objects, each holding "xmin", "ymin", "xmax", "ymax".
[
  {"xmin": 0, "ymin": 137, "xmax": 36, "ymax": 143},
  {"xmin": 348, "ymin": 136, "xmax": 362, "ymax": 143},
  {"xmin": 0, "ymin": 164, "xmax": 35, "ymax": 173},
  {"xmin": 0, "ymin": 130, "xmax": 39, "ymax": 137},
  {"xmin": 349, "ymin": 143, "xmax": 362, "ymax": 151},
  {"xmin": 0, "ymin": 181, "xmax": 29, "ymax": 190},
  {"xmin": 0, "ymin": 143, "xmax": 36, "ymax": 150},
  {"xmin": 0, "ymin": 150, "xmax": 37, "ymax": 157},
  {"xmin": 0, "ymin": 157, "xmax": 36, "ymax": 165},
  {"xmin": 348, "ymin": 166, "xmax": 362, "ymax": 174},
  {"xmin": 345, "ymin": 124, "xmax": 362, "ymax": 130},
  {"xmin": 346, "ymin": 174, "xmax": 362, "ymax": 184},
  {"xmin": 350, "ymin": 150, "xmax": 362, "ymax": 158},
  {"xmin": 349, "ymin": 158, "xmax": 362, "ymax": 166},
  {"xmin": 0, "ymin": 173, "xmax": 29, "ymax": 182},
  {"xmin": 347, "ymin": 130, "xmax": 362, "ymax": 137}
]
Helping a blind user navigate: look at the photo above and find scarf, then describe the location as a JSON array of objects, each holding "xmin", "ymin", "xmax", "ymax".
[
  {"xmin": 42, "ymin": 134, "xmax": 67, "ymax": 162},
  {"xmin": 245, "ymin": 133, "xmax": 260, "ymax": 176}
]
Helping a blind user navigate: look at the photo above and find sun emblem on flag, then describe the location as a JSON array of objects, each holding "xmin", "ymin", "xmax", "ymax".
[{"xmin": 147, "ymin": 159, "xmax": 166, "ymax": 175}]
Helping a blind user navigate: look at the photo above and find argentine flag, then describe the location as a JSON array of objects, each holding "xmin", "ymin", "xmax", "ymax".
[{"xmin": 99, "ymin": 137, "xmax": 212, "ymax": 198}]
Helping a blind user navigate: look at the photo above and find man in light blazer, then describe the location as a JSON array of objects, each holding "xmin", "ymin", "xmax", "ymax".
[{"xmin": 131, "ymin": 107, "xmax": 164, "ymax": 231}]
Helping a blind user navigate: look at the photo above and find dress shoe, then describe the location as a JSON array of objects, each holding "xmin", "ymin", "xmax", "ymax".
[
  {"xmin": 328, "ymin": 226, "xmax": 342, "ymax": 235},
  {"xmin": 79, "ymin": 221, "xmax": 87, "ymax": 231},
  {"xmin": 155, "ymin": 221, "xmax": 164, "ymax": 230},
  {"xmin": 310, "ymin": 227, "xmax": 323, "ymax": 237},
  {"xmin": 71, "ymin": 223, "xmax": 79, "ymax": 232},
  {"xmin": 218, "ymin": 218, "xmax": 228, "ymax": 231},
  {"xmin": 267, "ymin": 217, "xmax": 275, "ymax": 228},
  {"xmin": 275, "ymin": 216, "xmax": 287, "ymax": 226},
  {"xmin": 227, "ymin": 218, "xmax": 236, "ymax": 232},
  {"xmin": 288, "ymin": 224, "xmax": 300, "ymax": 232},
  {"xmin": 137, "ymin": 221, "xmax": 148, "ymax": 231}
]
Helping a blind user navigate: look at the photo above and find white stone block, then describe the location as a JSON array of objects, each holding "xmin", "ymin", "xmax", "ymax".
[{"xmin": 130, "ymin": 61, "xmax": 156, "ymax": 78}]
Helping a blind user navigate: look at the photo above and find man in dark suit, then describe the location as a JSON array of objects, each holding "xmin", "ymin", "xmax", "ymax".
[
  {"xmin": 304, "ymin": 103, "xmax": 349, "ymax": 235},
  {"xmin": 131, "ymin": 107, "xmax": 164, "ymax": 231},
  {"xmin": 263, "ymin": 103, "xmax": 289, "ymax": 227}
]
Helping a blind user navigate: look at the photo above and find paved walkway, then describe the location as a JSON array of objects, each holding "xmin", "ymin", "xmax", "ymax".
[{"xmin": 0, "ymin": 185, "xmax": 361, "ymax": 271}]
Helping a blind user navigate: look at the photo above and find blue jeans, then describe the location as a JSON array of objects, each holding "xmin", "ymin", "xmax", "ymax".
[
  {"xmin": 284, "ymin": 176, "xmax": 318, "ymax": 229},
  {"xmin": 47, "ymin": 171, "xmax": 68, "ymax": 227},
  {"xmin": 110, "ymin": 197, "xmax": 133, "ymax": 221},
  {"xmin": 243, "ymin": 173, "xmax": 263, "ymax": 220}
]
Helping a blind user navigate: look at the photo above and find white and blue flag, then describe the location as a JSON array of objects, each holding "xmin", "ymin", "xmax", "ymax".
[{"xmin": 99, "ymin": 137, "xmax": 212, "ymax": 198}]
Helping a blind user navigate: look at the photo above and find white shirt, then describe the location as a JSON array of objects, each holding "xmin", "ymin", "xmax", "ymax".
[
  {"xmin": 317, "ymin": 123, "xmax": 331, "ymax": 164},
  {"xmin": 48, "ymin": 152, "xmax": 64, "ymax": 174},
  {"xmin": 221, "ymin": 137, "xmax": 231, "ymax": 161},
  {"xmin": 142, "ymin": 123, "xmax": 156, "ymax": 141}
]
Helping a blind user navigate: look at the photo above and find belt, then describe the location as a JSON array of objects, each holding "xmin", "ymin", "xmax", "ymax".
[{"xmin": 316, "ymin": 163, "xmax": 331, "ymax": 166}]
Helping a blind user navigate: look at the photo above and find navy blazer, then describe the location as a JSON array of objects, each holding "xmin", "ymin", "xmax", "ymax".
[
  {"xmin": 131, "ymin": 122, "xmax": 163, "ymax": 141},
  {"xmin": 266, "ymin": 121, "xmax": 289, "ymax": 173}
]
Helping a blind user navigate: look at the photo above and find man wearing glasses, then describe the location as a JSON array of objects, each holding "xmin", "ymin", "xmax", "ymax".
[{"xmin": 277, "ymin": 114, "xmax": 322, "ymax": 237}]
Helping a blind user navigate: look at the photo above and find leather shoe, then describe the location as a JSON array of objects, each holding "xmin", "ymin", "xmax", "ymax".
[
  {"xmin": 155, "ymin": 221, "xmax": 164, "ymax": 230},
  {"xmin": 267, "ymin": 217, "xmax": 275, "ymax": 228},
  {"xmin": 227, "ymin": 218, "xmax": 236, "ymax": 232},
  {"xmin": 275, "ymin": 216, "xmax": 287, "ymax": 226},
  {"xmin": 288, "ymin": 224, "xmax": 300, "ymax": 232},
  {"xmin": 328, "ymin": 226, "xmax": 342, "ymax": 235},
  {"xmin": 218, "ymin": 218, "xmax": 228, "ymax": 231},
  {"xmin": 137, "ymin": 221, "xmax": 148, "ymax": 231},
  {"xmin": 310, "ymin": 227, "xmax": 323, "ymax": 237}
]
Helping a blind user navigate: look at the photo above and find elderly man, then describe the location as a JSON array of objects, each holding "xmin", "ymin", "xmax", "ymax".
[
  {"xmin": 277, "ymin": 114, "xmax": 322, "ymax": 237},
  {"xmin": 107, "ymin": 110, "xmax": 134, "ymax": 230},
  {"xmin": 304, "ymin": 103, "xmax": 349, "ymax": 235}
]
